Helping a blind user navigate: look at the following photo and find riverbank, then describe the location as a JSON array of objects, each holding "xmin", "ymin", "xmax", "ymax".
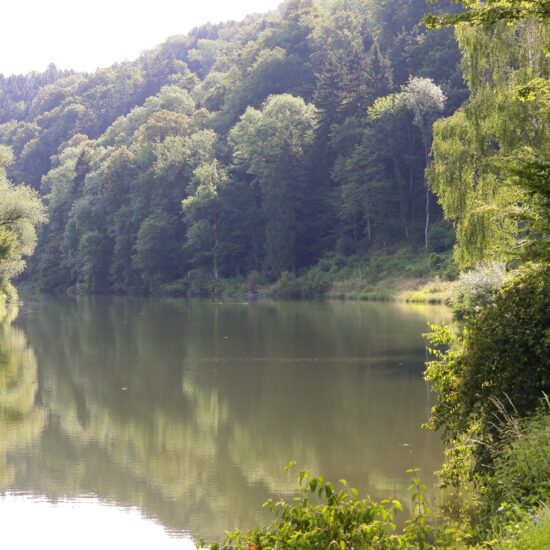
[
  {"xmin": 263, "ymin": 248, "xmax": 457, "ymax": 302},
  {"xmin": 19, "ymin": 248, "xmax": 458, "ymax": 304},
  {"xmin": 158, "ymin": 247, "xmax": 458, "ymax": 304},
  {"xmin": 326, "ymin": 273, "xmax": 454, "ymax": 303}
]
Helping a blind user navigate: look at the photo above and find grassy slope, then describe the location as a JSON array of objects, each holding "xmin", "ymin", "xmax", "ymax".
[
  {"xmin": 159, "ymin": 247, "xmax": 459, "ymax": 302},
  {"xmin": 268, "ymin": 248, "xmax": 458, "ymax": 303}
]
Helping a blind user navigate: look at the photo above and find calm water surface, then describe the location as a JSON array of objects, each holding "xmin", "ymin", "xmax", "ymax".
[{"xmin": 0, "ymin": 296, "xmax": 451, "ymax": 547}]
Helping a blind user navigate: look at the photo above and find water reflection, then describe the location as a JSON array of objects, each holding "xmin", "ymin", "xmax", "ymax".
[
  {"xmin": 1, "ymin": 297, "xmax": 451, "ymax": 543},
  {"xmin": 0, "ymin": 306, "xmax": 45, "ymax": 487}
]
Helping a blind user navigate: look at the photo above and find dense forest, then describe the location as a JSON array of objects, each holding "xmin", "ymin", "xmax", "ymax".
[{"xmin": 0, "ymin": 0, "xmax": 467, "ymax": 296}]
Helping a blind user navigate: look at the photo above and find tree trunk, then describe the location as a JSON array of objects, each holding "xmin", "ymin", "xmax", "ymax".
[
  {"xmin": 423, "ymin": 135, "xmax": 430, "ymax": 249},
  {"xmin": 425, "ymin": 188, "xmax": 430, "ymax": 249},
  {"xmin": 213, "ymin": 221, "xmax": 219, "ymax": 280}
]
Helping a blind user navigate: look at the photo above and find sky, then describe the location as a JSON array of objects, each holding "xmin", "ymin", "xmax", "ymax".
[{"xmin": 1, "ymin": 0, "xmax": 282, "ymax": 76}]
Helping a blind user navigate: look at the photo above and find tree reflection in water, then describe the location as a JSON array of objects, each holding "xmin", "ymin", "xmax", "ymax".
[
  {"xmin": 1, "ymin": 297, "xmax": 451, "ymax": 541},
  {"xmin": 0, "ymin": 305, "xmax": 46, "ymax": 487}
]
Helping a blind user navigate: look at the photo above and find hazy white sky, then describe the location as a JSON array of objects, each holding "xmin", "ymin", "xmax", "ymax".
[{"xmin": 1, "ymin": 0, "xmax": 282, "ymax": 76}]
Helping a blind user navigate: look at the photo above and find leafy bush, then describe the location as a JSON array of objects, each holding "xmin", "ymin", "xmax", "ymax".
[
  {"xmin": 197, "ymin": 467, "xmax": 442, "ymax": 550},
  {"xmin": 450, "ymin": 261, "xmax": 508, "ymax": 319},
  {"xmin": 442, "ymin": 259, "xmax": 460, "ymax": 282},
  {"xmin": 436, "ymin": 409, "xmax": 550, "ymax": 542},
  {"xmin": 359, "ymin": 248, "xmax": 456, "ymax": 282},
  {"xmin": 160, "ymin": 269, "xmax": 221, "ymax": 297},
  {"xmin": 245, "ymin": 270, "xmax": 262, "ymax": 296},
  {"xmin": 268, "ymin": 254, "xmax": 345, "ymax": 299},
  {"xmin": 270, "ymin": 272, "xmax": 303, "ymax": 299},
  {"xmin": 0, "ymin": 281, "xmax": 18, "ymax": 303},
  {"xmin": 299, "ymin": 270, "xmax": 333, "ymax": 299},
  {"xmin": 425, "ymin": 263, "xmax": 550, "ymax": 482}
]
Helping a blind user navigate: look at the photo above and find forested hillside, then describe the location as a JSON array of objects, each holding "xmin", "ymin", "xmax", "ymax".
[
  {"xmin": 1, "ymin": 0, "xmax": 549, "ymax": 547},
  {"xmin": 0, "ymin": 0, "xmax": 467, "ymax": 295}
]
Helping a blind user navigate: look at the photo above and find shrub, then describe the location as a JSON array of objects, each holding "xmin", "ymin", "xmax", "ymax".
[
  {"xmin": 470, "ymin": 411, "xmax": 550, "ymax": 545},
  {"xmin": 428, "ymin": 252, "xmax": 459, "ymax": 281},
  {"xmin": 197, "ymin": 468, "xmax": 440, "ymax": 550},
  {"xmin": 0, "ymin": 281, "xmax": 18, "ymax": 303},
  {"xmin": 299, "ymin": 270, "xmax": 332, "ymax": 298},
  {"xmin": 462, "ymin": 264, "xmax": 550, "ymax": 434},
  {"xmin": 270, "ymin": 272, "xmax": 303, "ymax": 299},
  {"xmin": 245, "ymin": 270, "xmax": 262, "ymax": 296},
  {"xmin": 161, "ymin": 269, "xmax": 222, "ymax": 297},
  {"xmin": 441, "ymin": 257, "xmax": 460, "ymax": 282},
  {"xmin": 450, "ymin": 261, "xmax": 508, "ymax": 319},
  {"xmin": 425, "ymin": 263, "xmax": 550, "ymax": 480}
]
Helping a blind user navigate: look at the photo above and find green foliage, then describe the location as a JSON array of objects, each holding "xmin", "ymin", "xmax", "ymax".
[
  {"xmin": 425, "ymin": 264, "xmax": 550, "ymax": 481},
  {"xmin": 270, "ymin": 268, "xmax": 332, "ymax": 299},
  {"xmin": 134, "ymin": 212, "xmax": 182, "ymax": 288},
  {"xmin": 450, "ymin": 261, "xmax": 508, "ymax": 319},
  {"xmin": 182, "ymin": 160, "xmax": 229, "ymax": 279},
  {"xmin": 180, "ymin": 268, "xmax": 220, "ymax": 297},
  {"xmin": 424, "ymin": 0, "xmax": 550, "ymax": 28},
  {"xmin": 333, "ymin": 77, "xmax": 447, "ymax": 252},
  {"xmin": 422, "ymin": 5, "xmax": 550, "ymax": 545},
  {"xmin": 0, "ymin": 146, "xmax": 46, "ymax": 298},
  {"xmin": 0, "ymin": 0, "xmax": 466, "ymax": 295},
  {"xmin": 503, "ymin": 147, "xmax": 550, "ymax": 263},
  {"xmin": 486, "ymin": 411, "xmax": 550, "ymax": 515},
  {"xmin": 494, "ymin": 507, "xmax": 550, "ymax": 550},
  {"xmin": 429, "ymin": 18, "xmax": 549, "ymax": 268},
  {"xmin": 270, "ymin": 272, "xmax": 304, "ymax": 299},
  {"xmin": 354, "ymin": 247, "xmax": 454, "ymax": 282},
  {"xmin": 428, "ymin": 252, "xmax": 459, "ymax": 281},
  {"xmin": 245, "ymin": 270, "xmax": 263, "ymax": 296},
  {"xmin": 267, "ymin": 248, "xmax": 457, "ymax": 300},
  {"xmin": 197, "ymin": 467, "xmax": 442, "ymax": 550},
  {"xmin": 445, "ymin": 410, "xmax": 550, "ymax": 543},
  {"xmin": 427, "ymin": 220, "xmax": 455, "ymax": 253},
  {"xmin": 229, "ymin": 94, "xmax": 316, "ymax": 276}
]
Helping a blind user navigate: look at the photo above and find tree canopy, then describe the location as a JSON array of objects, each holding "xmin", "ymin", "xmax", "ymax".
[
  {"xmin": 0, "ymin": 146, "xmax": 46, "ymax": 298},
  {"xmin": 0, "ymin": 0, "xmax": 467, "ymax": 294}
]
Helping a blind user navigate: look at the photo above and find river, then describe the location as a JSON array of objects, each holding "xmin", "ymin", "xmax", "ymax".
[{"xmin": 0, "ymin": 296, "xmax": 451, "ymax": 548}]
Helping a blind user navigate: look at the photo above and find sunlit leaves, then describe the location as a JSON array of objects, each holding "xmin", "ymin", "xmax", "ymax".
[
  {"xmin": 0, "ymin": 146, "xmax": 46, "ymax": 290},
  {"xmin": 424, "ymin": 0, "xmax": 550, "ymax": 28},
  {"xmin": 229, "ymin": 94, "xmax": 315, "ymax": 274},
  {"xmin": 429, "ymin": 20, "xmax": 549, "ymax": 267}
]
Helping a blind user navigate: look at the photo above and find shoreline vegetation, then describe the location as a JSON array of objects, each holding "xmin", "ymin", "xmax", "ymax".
[
  {"xmin": 18, "ymin": 248, "xmax": 457, "ymax": 304},
  {"xmin": 15, "ymin": 241, "xmax": 506, "ymax": 309}
]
